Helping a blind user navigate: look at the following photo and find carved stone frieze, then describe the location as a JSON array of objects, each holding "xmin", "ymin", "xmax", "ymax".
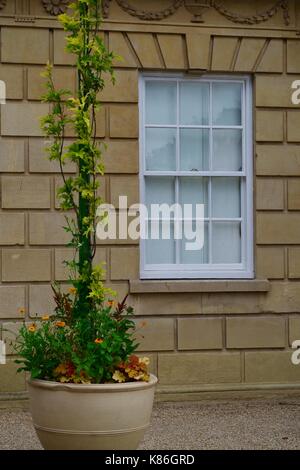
[
  {"xmin": 102, "ymin": 0, "xmax": 290, "ymax": 25},
  {"xmin": 37, "ymin": 0, "xmax": 291, "ymax": 26},
  {"xmin": 212, "ymin": 0, "xmax": 290, "ymax": 26},
  {"xmin": 42, "ymin": 0, "xmax": 69, "ymax": 15}
]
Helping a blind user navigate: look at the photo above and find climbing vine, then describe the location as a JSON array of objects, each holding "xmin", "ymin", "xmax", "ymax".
[{"xmin": 41, "ymin": 0, "xmax": 115, "ymax": 317}]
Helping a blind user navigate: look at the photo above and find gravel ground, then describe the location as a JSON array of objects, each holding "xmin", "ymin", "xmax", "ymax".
[{"xmin": 1, "ymin": 399, "xmax": 300, "ymax": 450}]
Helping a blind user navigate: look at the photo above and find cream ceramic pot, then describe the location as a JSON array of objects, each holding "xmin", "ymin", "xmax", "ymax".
[{"xmin": 28, "ymin": 374, "xmax": 157, "ymax": 450}]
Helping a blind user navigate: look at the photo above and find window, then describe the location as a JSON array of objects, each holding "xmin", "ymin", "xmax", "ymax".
[{"xmin": 139, "ymin": 75, "xmax": 253, "ymax": 279}]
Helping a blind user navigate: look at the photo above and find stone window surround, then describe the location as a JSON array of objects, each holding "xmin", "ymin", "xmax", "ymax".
[{"xmin": 130, "ymin": 279, "xmax": 270, "ymax": 293}]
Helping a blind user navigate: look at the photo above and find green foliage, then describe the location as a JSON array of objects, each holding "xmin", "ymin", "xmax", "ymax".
[{"xmin": 15, "ymin": 292, "xmax": 138, "ymax": 384}]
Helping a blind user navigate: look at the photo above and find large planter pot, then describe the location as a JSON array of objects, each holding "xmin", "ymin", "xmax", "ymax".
[{"xmin": 28, "ymin": 374, "xmax": 157, "ymax": 450}]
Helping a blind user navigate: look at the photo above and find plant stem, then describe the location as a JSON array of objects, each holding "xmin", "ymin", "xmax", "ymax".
[{"xmin": 77, "ymin": 1, "xmax": 93, "ymax": 315}]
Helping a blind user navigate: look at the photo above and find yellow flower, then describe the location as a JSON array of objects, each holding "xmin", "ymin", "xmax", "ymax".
[
  {"xmin": 68, "ymin": 287, "xmax": 77, "ymax": 295},
  {"xmin": 42, "ymin": 315, "xmax": 50, "ymax": 321},
  {"xmin": 133, "ymin": 373, "xmax": 148, "ymax": 381},
  {"xmin": 134, "ymin": 373, "xmax": 150, "ymax": 382},
  {"xmin": 127, "ymin": 369, "xmax": 138, "ymax": 379},
  {"xmin": 94, "ymin": 338, "xmax": 104, "ymax": 344},
  {"xmin": 28, "ymin": 324, "xmax": 36, "ymax": 333},
  {"xmin": 112, "ymin": 370, "xmax": 126, "ymax": 383},
  {"xmin": 18, "ymin": 308, "xmax": 25, "ymax": 315},
  {"xmin": 139, "ymin": 357, "xmax": 150, "ymax": 366},
  {"xmin": 55, "ymin": 321, "xmax": 66, "ymax": 328}
]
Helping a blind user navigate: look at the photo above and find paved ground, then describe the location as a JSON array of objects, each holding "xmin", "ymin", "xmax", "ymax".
[{"xmin": 1, "ymin": 399, "xmax": 300, "ymax": 450}]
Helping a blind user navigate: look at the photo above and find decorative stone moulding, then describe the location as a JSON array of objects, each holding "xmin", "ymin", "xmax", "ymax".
[
  {"xmin": 42, "ymin": 0, "xmax": 69, "ymax": 15},
  {"xmin": 37, "ymin": 0, "xmax": 290, "ymax": 26},
  {"xmin": 102, "ymin": 0, "xmax": 290, "ymax": 25},
  {"xmin": 0, "ymin": 0, "xmax": 6, "ymax": 10},
  {"xmin": 184, "ymin": 1, "xmax": 211, "ymax": 23}
]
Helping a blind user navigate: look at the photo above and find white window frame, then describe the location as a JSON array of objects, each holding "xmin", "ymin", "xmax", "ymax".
[{"xmin": 139, "ymin": 73, "xmax": 254, "ymax": 280}]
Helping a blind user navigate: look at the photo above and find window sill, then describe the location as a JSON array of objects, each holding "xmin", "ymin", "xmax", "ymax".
[{"xmin": 130, "ymin": 279, "xmax": 270, "ymax": 294}]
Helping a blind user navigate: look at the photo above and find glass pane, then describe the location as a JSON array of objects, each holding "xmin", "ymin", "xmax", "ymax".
[
  {"xmin": 212, "ymin": 83, "xmax": 242, "ymax": 126},
  {"xmin": 179, "ymin": 82, "xmax": 209, "ymax": 125},
  {"xmin": 180, "ymin": 221, "xmax": 209, "ymax": 264},
  {"xmin": 145, "ymin": 81, "xmax": 176, "ymax": 125},
  {"xmin": 212, "ymin": 177, "xmax": 241, "ymax": 218},
  {"xmin": 179, "ymin": 177, "xmax": 208, "ymax": 218},
  {"xmin": 212, "ymin": 222, "xmax": 241, "ymax": 264},
  {"xmin": 145, "ymin": 220, "xmax": 175, "ymax": 264},
  {"xmin": 146, "ymin": 128, "xmax": 176, "ymax": 171},
  {"xmin": 145, "ymin": 177, "xmax": 175, "ymax": 209},
  {"xmin": 212, "ymin": 129, "xmax": 242, "ymax": 171},
  {"xmin": 180, "ymin": 129, "xmax": 209, "ymax": 171}
]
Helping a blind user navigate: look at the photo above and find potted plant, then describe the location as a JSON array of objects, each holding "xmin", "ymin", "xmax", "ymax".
[{"xmin": 14, "ymin": 0, "xmax": 157, "ymax": 450}]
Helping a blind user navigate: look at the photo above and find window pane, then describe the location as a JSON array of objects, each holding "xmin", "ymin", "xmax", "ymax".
[
  {"xmin": 145, "ymin": 176, "xmax": 175, "ymax": 209},
  {"xmin": 212, "ymin": 129, "xmax": 242, "ymax": 171},
  {"xmin": 180, "ymin": 221, "xmax": 209, "ymax": 264},
  {"xmin": 179, "ymin": 82, "xmax": 209, "ymax": 125},
  {"xmin": 212, "ymin": 222, "xmax": 241, "ymax": 264},
  {"xmin": 212, "ymin": 83, "xmax": 242, "ymax": 126},
  {"xmin": 212, "ymin": 177, "xmax": 241, "ymax": 218},
  {"xmin": 145, "ymin": 81, "xmax": 176, "ymax": 125},
  {"xmin": 179, "ymin": 177, "xmax": 208, "ymax": 218},
  {"xmin": 180, "ymin": 129, "xmax": 209, "ymax": 171},
  {"xmin": 146, "ymin": 128, "xmax": 176, "ymax": 171},
  {"xmin": 145, "ymin": 220, "xmax": 175, "ymax": 264}
]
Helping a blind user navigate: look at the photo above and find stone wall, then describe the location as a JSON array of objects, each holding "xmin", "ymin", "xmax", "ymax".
[{"xmin": 0, "ymin": 0, "xmax": 300, "ymax": 399}]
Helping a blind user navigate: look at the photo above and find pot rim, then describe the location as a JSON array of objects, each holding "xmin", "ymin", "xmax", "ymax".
[{"xmin": 28, "ymin": 373, "xmax": 158, "ymax": 393}]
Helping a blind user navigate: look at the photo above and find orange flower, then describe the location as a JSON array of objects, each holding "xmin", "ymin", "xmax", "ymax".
[
  {"xmin": 138, "ymin": 321, "xmax": 147, "ymax": 328},
  {"xmin": 68, "ymin": 287, "xmax": 77, "ymax": 295},
  {"xmin": 107, "ymin": 300, "xmax": 115, "ymax": 308},
  {"xmin": 94, "ymin": 338, "xmax": 104, "ymax": 344},
  {"xmin": 18, "ymin": 308, "xmax": 25, "ymax": 315},
  {"xmin": 56, "ymin": 321, "xmax": 66, "ymax": 328},
  {"xmin": 28, "ymin": 324, "xmax": 36, "ymax": 333},
  {"xmin": 42, "ymin": 315, "xmax": 50, "ymax": 321}
]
